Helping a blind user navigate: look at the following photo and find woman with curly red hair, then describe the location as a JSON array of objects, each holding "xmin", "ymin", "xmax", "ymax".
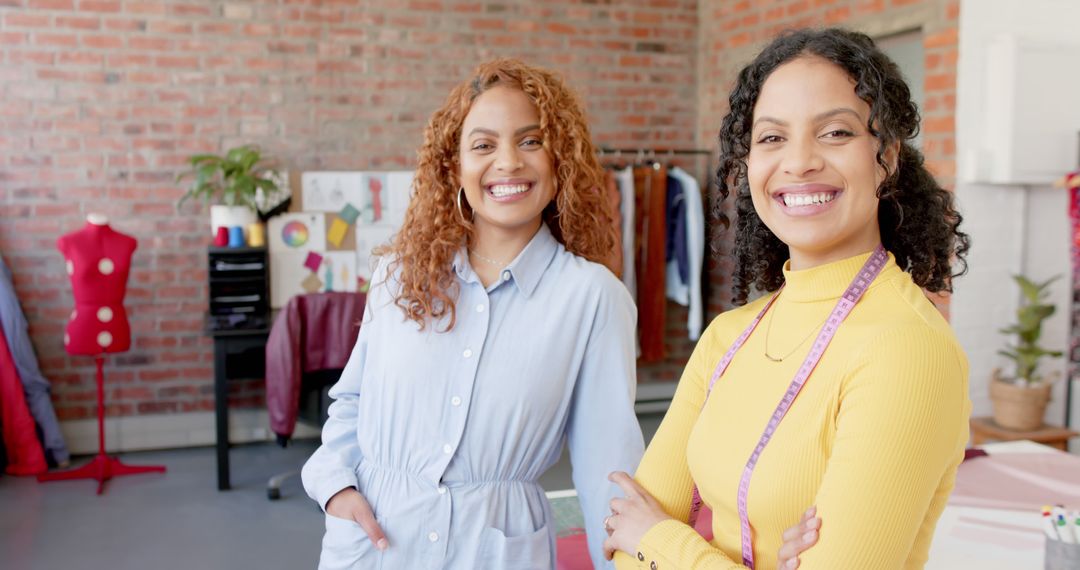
[{"xmin": 301, "ymin": 58, "xmax": 644, "ymax": 569}]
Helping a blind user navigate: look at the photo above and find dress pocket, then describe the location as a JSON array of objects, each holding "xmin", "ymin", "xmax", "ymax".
[
  {"xmin": 318, "ymin": 514, "xmax": 384, "ymax": 570},
  {"xmin": 477, "ymin": 523, "xmax": 554, "ymax": 570}
]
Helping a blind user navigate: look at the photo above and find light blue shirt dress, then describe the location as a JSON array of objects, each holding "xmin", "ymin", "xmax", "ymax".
[{"xmin": 302, "ymin": 224, "xmax": 644, "ymax": 569}]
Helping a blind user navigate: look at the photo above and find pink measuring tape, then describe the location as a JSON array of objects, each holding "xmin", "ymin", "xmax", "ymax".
[{"xmin": 687, "ymin": 245, "xmax": 888, "ymax": 568}]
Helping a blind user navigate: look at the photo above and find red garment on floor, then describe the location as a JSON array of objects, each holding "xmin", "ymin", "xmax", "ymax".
[
  {"xmin": 265, "ymin": 292, "xmax": 367, "ymax": 440},
  {"xmin": 0, "ymin": 322, "xmax": 47, "ymax": 475}
]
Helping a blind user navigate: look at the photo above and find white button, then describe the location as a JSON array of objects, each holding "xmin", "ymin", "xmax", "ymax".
[
  {"xmin": 437, "ymin": 486, "xmax": 447, "ymax": 495},
  {"xmin": 442, "ymin": 444, "xmax": 453, "ymax": 454},
  {"xmin": 476, "ymin": 304, "xmax": 485, "ymax": 313},
  {"xmin": 97, "ymin": 306, "xmax": 114, "ymax": 323},
  {"xmin": 97, "ymin": 331, "xmax": 113, "ymax": 348},
  {"xmin": 71, "ymin": 309, "xmax": 78, "ymax": 321},
  {"xmin": 98, "ymin": 258, "xmax": 115, "ymax": 275},
  {"xmin": 462, "ymin": 349, "xmax": 472, "ymax": 358},
  {"xmin": 428, "ymin": 532, "xmax": 439, "ymax": 542},
  {"xmin": 501, "ymin": 271, "xmax": 511, "ymax": 281},
  {"xmin": 451, "ymin": 396, "xmax": 462, "ymax": 407},
  {"xmin": 64, "ymin": 333, "xmax": 70, "ymax": 345},
  {"xmin": 65, "ymin": 260, "xmax": 74, "ymax": 275}
]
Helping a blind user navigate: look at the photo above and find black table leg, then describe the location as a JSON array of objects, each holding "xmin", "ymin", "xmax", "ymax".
[{"xmin": 214, "ymin": 337, "xmax": 230, "ymax": 491}]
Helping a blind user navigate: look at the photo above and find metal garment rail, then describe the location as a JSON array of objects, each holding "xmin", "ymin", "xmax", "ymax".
[{"xmin": 597, "ymin": 147, "xmax": 712, "ymax": 157}]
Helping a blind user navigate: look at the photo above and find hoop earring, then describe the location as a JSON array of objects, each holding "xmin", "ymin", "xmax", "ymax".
[{"xmin": 456, "ymin": 187, "xmax": 470, "ymax": 223}]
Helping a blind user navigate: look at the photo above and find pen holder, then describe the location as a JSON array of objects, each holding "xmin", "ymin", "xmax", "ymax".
[{"xmin": 1045, "ymin": 537, "xmax": 1080, "ymax": 570}]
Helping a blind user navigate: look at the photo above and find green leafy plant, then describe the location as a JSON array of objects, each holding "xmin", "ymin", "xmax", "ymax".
[
  {"xmin": 998, "ymin": 275, "xmax": 1063, "ymax": 386},
  {"xmin": 176, "ymin": 145, "xmax": 282, "ymax": 211}
]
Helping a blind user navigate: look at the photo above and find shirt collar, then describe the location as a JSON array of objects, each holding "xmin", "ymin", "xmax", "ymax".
[{"xmin": 451, "ymin": 223, "xmax": 558, "ymax": 298}]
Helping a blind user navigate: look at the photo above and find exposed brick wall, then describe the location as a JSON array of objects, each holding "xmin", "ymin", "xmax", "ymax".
[
  {"xmin": 0, "ymin": 0, "xmax": 700, "ymax": 423},
  {"xmin": 697, "ymin": 0, "xmax": 960, "ymax": 316},
  {"xmin": 1, "ymin": 0, "xmax": 960, "ymax": 428}
]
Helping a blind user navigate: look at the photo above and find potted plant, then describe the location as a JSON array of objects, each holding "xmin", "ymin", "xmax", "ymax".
[
  {"xmin": 177, "ymin": 144, "xmax": 286, "ymax": 238},
  {"xmin": 991, "ymin": 274, "xmax": 1063, "ymax": 431}
]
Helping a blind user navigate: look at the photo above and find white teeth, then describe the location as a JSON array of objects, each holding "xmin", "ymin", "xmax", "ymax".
[
  {"xmin": 782, "ymin": 192, "xmax": 835, "ymax": 207},
  {"xmin": 489, "ymin": 183, "xmax": 531, "ymax": 198}
]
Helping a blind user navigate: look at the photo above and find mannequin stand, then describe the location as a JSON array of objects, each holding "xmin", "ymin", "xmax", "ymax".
[{"xmin": 38, "ymin": 356, "xmax": 166, "ymax": 494}]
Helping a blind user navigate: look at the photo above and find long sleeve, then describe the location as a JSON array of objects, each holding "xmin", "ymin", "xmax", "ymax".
[
  {"xmin": 795, "ymin": 324, "xmax": 968, "ymax": 568},
  {"xmin": 614, "ymin": 323, "xmax": 746, "ymax": 570},
  {"xmin": 300, "ymin": 294, "xmax": 373, "ymax": 511},
  {"xmin": 568, "ymin": 281, "xmax": 645, "ymax": 570},
  {"xmin": 618, "ymin": 317, "xmax": 969, "ymax": 570}
]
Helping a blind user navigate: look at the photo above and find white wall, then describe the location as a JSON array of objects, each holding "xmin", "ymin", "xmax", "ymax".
[{"xmin": 954, "ymin": 0, "xmax": 1080, "ymax": 439}]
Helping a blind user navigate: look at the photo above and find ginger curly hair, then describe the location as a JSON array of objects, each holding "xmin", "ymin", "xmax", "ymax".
[{"xmin": 376, "ymin": 58, "xmax": 618, "ymax": 331}]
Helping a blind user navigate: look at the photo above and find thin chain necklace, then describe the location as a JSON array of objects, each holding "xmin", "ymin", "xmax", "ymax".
[
  {"xmin": 469, "ymin": 249, "xmax": 508, "ymax": 268},
  {"xmin": 762, "ymin": 296, "xmax": 829, "ymax": 363}
]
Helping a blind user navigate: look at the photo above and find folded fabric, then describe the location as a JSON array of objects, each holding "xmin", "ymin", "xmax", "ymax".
[{"xmin": 950, "ymin": 451, "xmax": 1080, "ymax": 510}]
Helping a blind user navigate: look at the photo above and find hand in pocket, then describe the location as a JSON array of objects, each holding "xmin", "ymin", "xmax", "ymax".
[{"xmin": 326, "ymin": 487, "xmax": 389, "ymax": 551}]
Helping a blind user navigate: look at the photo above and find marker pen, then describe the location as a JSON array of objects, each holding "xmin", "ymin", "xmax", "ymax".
[
  {"xmin": 1043, "ymin": 506, "xmax": 1061, "ymax": 541},
  {"xmin": 1057, "ymin": 514, "xmax": 1076, "ymax": 544}
]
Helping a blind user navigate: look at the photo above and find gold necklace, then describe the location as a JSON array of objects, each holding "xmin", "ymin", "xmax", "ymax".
[
  {"xmin": 469, "ymin": 249, "xmax": 508, "ymax": 268},
  {"xmin": 762, "ymin": 299, "xmax": 828, "ymax": 363}
]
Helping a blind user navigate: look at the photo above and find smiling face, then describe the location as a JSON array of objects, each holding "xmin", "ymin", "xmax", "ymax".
[
  {"xmin": 747, "ymin": 55, "xmax": 894, "ymax": 269},
  {"xmin": 458, "ymin": 85, "xmax": 556, "ymax": 244}
]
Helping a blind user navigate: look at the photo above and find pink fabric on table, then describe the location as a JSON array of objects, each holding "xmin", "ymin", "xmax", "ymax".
[{"xmin": 950, "ymin": 451, "xmax": 1080, "ymax": 510}]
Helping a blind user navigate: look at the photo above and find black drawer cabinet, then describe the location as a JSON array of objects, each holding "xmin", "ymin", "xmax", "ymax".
[
  {"xmin": 206, "ymin": 246, "xmax": 270, "ymax": 331},
  {"xmin": 205, "ymin": 246, "xmax": 272, "ymax": 490}
]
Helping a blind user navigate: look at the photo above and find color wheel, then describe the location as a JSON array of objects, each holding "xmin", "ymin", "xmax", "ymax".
[{"xmin": 281, "ymin": 221, "xmax": 309, "ymax": 248}]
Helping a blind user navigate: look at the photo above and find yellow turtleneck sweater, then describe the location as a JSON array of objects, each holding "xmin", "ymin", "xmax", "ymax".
[{"xmin": 615, "ymin": 251, "xmax": 971, "ymax": 570}]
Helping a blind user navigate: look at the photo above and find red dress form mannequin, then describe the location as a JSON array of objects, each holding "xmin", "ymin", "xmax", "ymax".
[
  {"xmin": 59, "ymin": 217, "xmax": 135, "ymax": 355},
  {"xmin": 38, "ymin": 214, "xmax": 165, "ymax": 493}
]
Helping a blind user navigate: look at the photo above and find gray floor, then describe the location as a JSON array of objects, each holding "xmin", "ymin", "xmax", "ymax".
[{"xmin": 0, "ymin": 414, "xmax": 663, "ymax": 570}]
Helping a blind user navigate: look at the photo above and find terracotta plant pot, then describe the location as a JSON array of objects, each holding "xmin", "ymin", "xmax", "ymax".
[{"xmin": 989, "ymin": 370, "xmax": 1052, "ymax": 431}]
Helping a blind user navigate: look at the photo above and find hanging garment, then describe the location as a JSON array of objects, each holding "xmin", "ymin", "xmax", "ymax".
[
  {"xmin": 0, "ymin": 315, "xmax": 47, "ymax": 476},
  {"xmin": 0, "ymin": 256, "xmax": 69, "ymax": 465},
  {"xmin": 615, "ymin": 166, "xmax": 636, "ymax": 299},
  {"xmin": 668, "ymin": 167, "xmax": 706, "ymax": 341},
  {"xmin": 665, "ymin": 175, "xmax": 688, "ymax": 290},
  {"xmin": 604, "ymin": 169, "xmax": 623, "ymax": 279},
  {"xmin": 633, "ymin": 163, "xmax": 668, "ymax": 363}
]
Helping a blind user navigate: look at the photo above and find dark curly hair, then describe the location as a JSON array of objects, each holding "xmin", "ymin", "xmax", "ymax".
[{"xmin": 715, "ymin": 28, "xmax": 969, "ymax": 305}]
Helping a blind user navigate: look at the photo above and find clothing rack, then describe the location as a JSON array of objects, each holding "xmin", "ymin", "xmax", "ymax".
[
  {"xmin": 597, "ymin": 147, "xmax": 715, "ymax": 188},
  {"xmin": 597, "ymin": 147, "xmax": 712, "ymax": 158},
  {"xmin": 599, "ymin": 145, "xmax": 714, "ymax": 367}
]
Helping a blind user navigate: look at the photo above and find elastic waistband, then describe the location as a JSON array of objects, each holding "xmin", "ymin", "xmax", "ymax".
[{"xmin": 359, "ymin": 459, "xmax": 539, "ymax": 487}]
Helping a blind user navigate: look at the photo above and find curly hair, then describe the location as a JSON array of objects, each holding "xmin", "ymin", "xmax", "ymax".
[
  {"xmin": 715, "ymin": 28, "xmax": 970, "ymax": 305},
  {"xmin": 376, "ymin": 58, "xmax": 618, "ymax": 330}
]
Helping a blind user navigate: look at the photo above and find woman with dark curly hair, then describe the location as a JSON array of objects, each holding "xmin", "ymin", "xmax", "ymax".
[
  {"xmin": 603, "ymin": 28, "xmax": 972, "ymax": 569},
  {"xmin": 301, "ymin": 58, "xmax": 643, "ymax": 569}
]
